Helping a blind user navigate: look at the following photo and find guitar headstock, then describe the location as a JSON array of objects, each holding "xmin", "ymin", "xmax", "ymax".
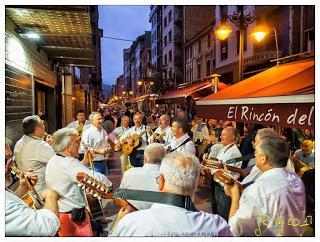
[
  {"xmin": 214, "ymin": 170, "xmax": 235, "ymax": 186},
  {"xmin": 76, "ymin": 172, "xmax": 112, "ymax": 200},
  {"xmin": 11, "ymin": 166, "xmax": 23, "ymax": 177}
]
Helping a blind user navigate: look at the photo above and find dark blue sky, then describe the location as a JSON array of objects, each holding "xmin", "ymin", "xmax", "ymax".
[{"xmin": 98, "ymin": 5, "xmax": 151, "ymax": 86}]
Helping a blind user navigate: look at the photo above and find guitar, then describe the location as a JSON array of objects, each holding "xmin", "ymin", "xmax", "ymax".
[
  {"xmin": 214, "ymin": 169, "xmax": 254, "ymax": 193},
  {"xmin": 152, "ymin": 131, "xmax": 167, "ymax": 144},
  {"xmin": 76, "ymin": 172, "xmax": 137, "ymax": 211},
  {"xmin": 11, "ymin": 167, "xmax": 45, "ymax": 210},
  {"xmin": 121, "ymin": 128, "xmax": 151, "ymax": 156},
  {"xmin": 107, "ymin": 135, "xmax": 122, "ymax": 152},
  {"xmin": 202, "ymin": 153, "xmax": 254, "ymax": 177}
]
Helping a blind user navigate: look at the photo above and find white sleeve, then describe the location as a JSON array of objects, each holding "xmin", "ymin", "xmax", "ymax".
[
  {"xmin": 186, "ymin": 141, "xmax": 196, "ymax": 155},
  {"xmin": 34, "ymin": 142, "xmax": 56, "ymax": 164},
  {"xmin": 120, "ymin": 129, "xmax": 131, "ymax": 142}
]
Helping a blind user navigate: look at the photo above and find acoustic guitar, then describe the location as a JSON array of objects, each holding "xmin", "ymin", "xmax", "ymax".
[
  {"xmin": 76, "ymin": 172, "xmax": 137, "ymax": 211},
  {"xmin": 152, "ymin": 131, "xmax": 167, "ymax": 144},
  {"xmin": 121, "ymin": 128, "xmax": 151, "ymax": 156},
  {"xmin": 107, "ymin": 135, "xmax": 122, "ymax": 152},
  {"xmin": 11, "ymin": 167, "xmax": 45, "ymax": 210},
  {"xmin": 201, "ymin": 156, "xmax": 251, "ymax": 177}
]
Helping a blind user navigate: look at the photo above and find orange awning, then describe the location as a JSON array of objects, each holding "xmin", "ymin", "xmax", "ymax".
[
  {"xmin": 196, "ymin": 58, "xmax": 314, "ymax": 129},
  {"xmin": 157, "ymin": 80, "xmax": 228, "ymax": 104},
  {"xmin": 129, "ymin": 94, "xmax": 149, "ymax": 104}
]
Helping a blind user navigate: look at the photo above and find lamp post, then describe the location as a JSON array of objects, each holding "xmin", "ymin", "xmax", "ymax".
[
  {"xmin": 215, "ymin": 6, "xmax": 257, "ymax": 81},
  {"xmin": 252, "ymin": 26, "xmax": 280, "ymax": 66}
]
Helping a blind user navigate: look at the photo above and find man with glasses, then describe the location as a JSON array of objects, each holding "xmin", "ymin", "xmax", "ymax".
[
  {"xmin": 14, "ymin": 115, "xmax": 56, "ymax": 193},
  {"xmin": 81, "ymin": 112, "xmax": 111, "ymax": 175}
]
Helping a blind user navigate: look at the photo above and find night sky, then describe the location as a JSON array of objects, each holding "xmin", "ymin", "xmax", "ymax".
[{"xmin": 98, "ymin": 5, "xmax": 151, "ymax": 86}]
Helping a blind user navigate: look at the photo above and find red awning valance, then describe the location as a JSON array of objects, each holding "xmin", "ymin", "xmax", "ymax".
[
  {"xmin": 196, "ymin": 58, "xmax": 315, "ymax": 129},
  {"xmin": 157, "ymin": 80, "xmax": 228, "ymax": 104}
]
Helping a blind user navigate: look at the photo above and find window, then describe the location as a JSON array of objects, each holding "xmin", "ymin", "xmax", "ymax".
[
  {"xmin": 221, "ymin": 39, "xmax": 228, "ymax": 60},
  {"xmin": 169, "ymin": 50, "xmax": 172, "ymax": 62},
  {"xmin": 169, "ymin": 69, "xmax": 172, "ymax": 79},
  {"xmin": 169, "ymin": 31, "xmax": 172, "ymax": 42},
  {"xmin": 207, "ymin": 34, "xmax": 211, "ymax": 48},
  {"xmin": 190, "ymin": 46, "xmax": 193, "ymax": 58},
  {"xmin": 164, "ymin": 54, "xmax": 167, "ymax": 65},
  {"xmin": 169, "ymin": 10, "xmax": 172, "ymax": 22},
  {"xmin": 198, "ymin": 40, "xmax": 201, "ymax": 53},
  {"xmin": 164, "ymin": 35, "xmax": 167, "ymax": 46},
  {"xmin": 206, "ymin": 60, "xmax": 211, "ymax": 76},
  {"xmin": 197, "ymin": 63, "xmax": 201, "ymax": 79},
  {"xmin": 164, "ymin": 17, "xmax": 167, "ymax": 28},
  {"xmin": 304, "ymin": 29, "xmax": 315, "ymax": 52}
]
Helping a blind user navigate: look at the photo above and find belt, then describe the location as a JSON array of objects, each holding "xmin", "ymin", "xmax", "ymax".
[{"xmin": 93, "ymin": 160, "xmax": 106, "ymax": 163}]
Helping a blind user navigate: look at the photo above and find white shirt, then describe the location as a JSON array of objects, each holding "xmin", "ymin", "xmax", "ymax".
[
  {"xmin": 149, "ymin": 125, "xmax": 174, "ymax": 148},
  {"xmin": 242, "ymin": 159, "xmax": 296, "ymax": 184},
  {"xmin": 14, "ymin": 135, "xmax": 56, "ymax": 192},
  {"xmin": 119, "ymin": 163, "xmax": 160, "ymax": 210},
  {"xmin": 111, "ymin": 203, "xmax": 233, "ymax": 236},
  {"xmin": 81, "ymin": 125, "xmax": 110, "ymax": 161},
  {"xmin": 216, "ymin": 143, "xmax": 242, "ymax": 168},
  {"xmin": 120, "ymin": 125, "xmax": 151, "ymax": 150},
  {"xmin": 110, "ymin": 126, "xmax": 129, "ymax": 143},
  {"xmin": 193, "ymin": 122, "xmax": 209, "ymax": 143},
  {"xmin": 45, "ymin": 155, "xmax": 112, "ymax": 212},
  {"xmin": 66, "ymin": 120, "xmax": 90, "ymax": 129},
  {"xmin": 168, "ymin": 133, "xmax": 195, "ymax": 155},
  {"xmin": 208, "ymin": 143, "xmax": 224, "ymax": 159},
  {"xmin": 5, "ymin": 190, "xmax": 60, "ymax": 236},
  {"xmin": 229, "ymin": 168, "xmax": 306, "ymax": 236}
]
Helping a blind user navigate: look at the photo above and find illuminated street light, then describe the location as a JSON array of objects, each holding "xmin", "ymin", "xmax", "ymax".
[
  {"xmin": 252, "ymin": 25, "xmax": 280, "ymax": 66},
  {"xmin": 215, "ymin": 24, "xmax": 232, "ymax": 41},
  {"xmin": 137, "ymin": 80, "xmax": 143, "ymax": 86}
]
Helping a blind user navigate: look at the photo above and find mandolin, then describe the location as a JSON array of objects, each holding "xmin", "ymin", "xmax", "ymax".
[
  {"xmin": 121, "ymin": 127, "xmax": 151, "ymax": 156},
  {"xmin": 11, "ymin": 167, "xmax": 45, "ymax": 210},
  {"xmin": 214, "ymin": 170, "xmax": 254, "ymax": 193},
  {"xmin": 76, "ymin": 172, "xmax": 137, "ymax": 211}
]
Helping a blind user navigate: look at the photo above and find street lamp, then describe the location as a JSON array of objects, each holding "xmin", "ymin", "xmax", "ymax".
[
  {"xmin": 252, "ymin": 25, "xmax": 280, "ymax": 66},
  {"xmin": 215, "ymin": 6, "xmax": 257, "ymax": 81}
]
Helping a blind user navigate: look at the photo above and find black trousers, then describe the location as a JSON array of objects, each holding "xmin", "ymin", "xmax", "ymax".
[{"xmin": 211, "ymin": 181, "xmax": 231, "ymax": 221}]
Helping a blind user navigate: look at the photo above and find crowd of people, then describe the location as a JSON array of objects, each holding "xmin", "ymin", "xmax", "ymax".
[{"xmin": 5, "ymin": 105, "xmax": 315, "ymax": 237}]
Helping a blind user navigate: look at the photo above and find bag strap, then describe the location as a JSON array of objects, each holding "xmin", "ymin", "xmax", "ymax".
[{"xmin": 169, "ymin": 138, "xmax": 191, "ymax": 153}]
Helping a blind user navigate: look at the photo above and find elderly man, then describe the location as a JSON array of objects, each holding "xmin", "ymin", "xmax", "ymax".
[
  {"xmin": 45, "ymin": 127, "xmax": 112, "ymax": 236},
  {"xmin": 111, "ymin": 152, "xmax": 232, "ymax": 236},
  {"xmin": 14, "ymin": 115, "xmax": 56, "ymax": 193},
  {"xmin": 167, "ymin": 119, "xmax": 195, "ymax": 155},
  {"xmin": 291, "ymin": 139, "xmax": 314, "ymax": 174},
  {"xmin": 120, "ymin": 112, "xmax": 152, "ymax": 167},
  {"xmin": 210, "ymin": 126, "xmax": 242, "ymax": 221},
  {"xmin": 5, "ymin": 137, "xmax": 60, "ymax": 236},
  {"xmin": 226, "ymin": 136, "xmax": 306, "ymax": 236},
  {"xmin": 81, "ymin": 111, "xmax": 111, "ymax": 175},
  {"xmin": 119, "ymin": 143, "xmax": 165, "ymax": 210},
  {"xmin": 150, "ymin": 114, "xmax": 174, "ymax": 148},
  {"xmin": 109, "ymin": 115, "xmax": 130, "ymax": 174}
]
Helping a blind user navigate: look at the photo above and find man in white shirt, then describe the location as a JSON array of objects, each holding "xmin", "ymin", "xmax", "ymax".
[
  {"xmin": 211, "ymin": 126, "xmax": 242, "ymax": 221},
  {"xmin": 109, "ymin": 115, "xmax": 130, "ymax": 174},
  {"xmin": 111, "ymin": 152, "xmax": 233, "ymax": 236},
  {"xmin": 120, "ymin": 112, "xmax": 152, "ymax": 167},
  {"xmin": 119, "ymin": 143, "xmax": 165, "ymax": 210},
  {"xmin": 149, "ymin": 114, "xmax": 174, "ymax": 148},
  {"xmin": 67, "ymin": 109, "xmax": 90, "ymax": 160},
  {"xmin": 167, "ymin": 119, "xmax": 195, "ymax": 155},
  {"xmin": 226, "ymin": 136, "xmax": 306, "ymax": 236},
  {"xmin": 193, "ymin": 116, "xmax": 209, "ymax": 157},
  {"xmin": 14, "ymin": 115, "xmax": 56, "ymax": 193},
  {"xmin": 46, "ymin": 127, "xmax": 112, "ymax": 236},
  {"xmin": 81, "ymin": 112, "xmax": 111, "ymax": 175},
  {"xmin": 5, "ymin": 137, "xmax": 60, "ymax": 237}
]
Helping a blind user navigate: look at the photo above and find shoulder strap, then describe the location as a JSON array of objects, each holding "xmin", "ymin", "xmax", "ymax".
[{"xmin": 169, "ymin": 138, "xmax": 191, "ymax": 153}]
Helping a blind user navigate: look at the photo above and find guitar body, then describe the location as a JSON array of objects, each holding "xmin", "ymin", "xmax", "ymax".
[
  {"xmin": 121, "ymin": 134, "xmax": 142, "ymax": 156},
  {"xmin": 108, "ymin": 135, "xmax": 122, "ymax": 152},
  {"xmin": 21, "ymin": 193, "xmax": 36, "ymax": 210}
]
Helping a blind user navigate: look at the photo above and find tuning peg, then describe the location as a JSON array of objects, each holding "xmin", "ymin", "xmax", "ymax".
[
  {"xmin": 81, "ymin": 186, "xmax": 85, "ymax": 190},
  {"xmin": 92, "ymin": 182, "xmax": 96, "ymax": 186},
  {"xmin": 96, "ymin": 184, "xmax": 100, "ymax": 189},
  {"xmin": 87, "ymin": 180, "xmax": 91, "ymax": 185},
  {"xmin": 93, "ymin": 193, "xmax": 98, "ymax": 198},
  {"xmin": 77, "ymin": 183, "xmax": 82, "ymax": 187},
  {"xmin": 100, "ymin": 187, "xmax": 105, "ymax": 192},
  {"xmin": 85, "ymin": 188, "xmax": 90, "ymax": 193}
]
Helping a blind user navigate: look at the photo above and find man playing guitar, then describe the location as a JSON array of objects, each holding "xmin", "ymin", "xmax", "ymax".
[
  {"xmin": 149, "ymin": 114, "xmax": 174, "ymax": 148},
  {"xmin": 120, "ymin": 112, "xmax": 152, "ymax": 167}
]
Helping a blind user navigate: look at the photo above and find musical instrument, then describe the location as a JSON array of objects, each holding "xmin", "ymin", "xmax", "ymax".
[
  {"xmin": 121, "ymin": 128, "xmax": 151, "ymax": 156},
  {"xmin": 152, "ymin": 131, "xmax": 166, "ymax": 144},
  {"xmin": 76, "ymin": 172, "xmax": 137, "ymax": 211},
  {"xmin": 76, "ymin": 123, "xmax": 84, "ymax": 138},
  {"xmin": 11, "ymin": 167, "xmax": 45, "ymax": 210},
  {"xmin": 202, "ymin": 155, "xmax": 250, "ymax": 177},
  {"xmin": 107, "ymin": 135, "xmax": 122, "ymax": 152},
  {"xmin": 214, "ymin": 170, "xmax": 254, "ymax": 193}
]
